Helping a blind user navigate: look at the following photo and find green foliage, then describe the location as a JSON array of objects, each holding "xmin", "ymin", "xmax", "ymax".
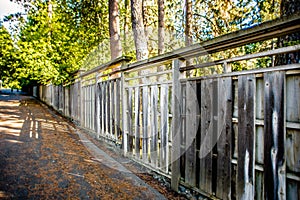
[
  {"xmin": 0, "ymin": 25, "xmax": 23, "ymax": 89},
  {"xmin": 0, "ymin": 0, "xmax": 286, "ymax": 88},
  {"xmin": 1, "ymin": 0, "xmax": 110, "ymax": 87}
]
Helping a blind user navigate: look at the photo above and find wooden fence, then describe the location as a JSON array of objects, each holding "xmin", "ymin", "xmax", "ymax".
[{"xmin": 37, "ymin": 15, "xmax": 300, "ymax": 199}]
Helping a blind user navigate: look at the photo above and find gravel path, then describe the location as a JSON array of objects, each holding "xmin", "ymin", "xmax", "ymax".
[{"xmin": 0, "ymin": 92, "xmax": 168, "ymax": 199}]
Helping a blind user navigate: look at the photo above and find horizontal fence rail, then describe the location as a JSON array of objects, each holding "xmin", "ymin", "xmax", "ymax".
[{"xmin": 36, "ymin": 15, "xmax": 300, "ymax": 199}]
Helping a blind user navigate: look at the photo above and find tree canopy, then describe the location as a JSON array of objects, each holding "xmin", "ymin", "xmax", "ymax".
[{"xmin": 0, "ymin": 0, "xmax": 294, "ymax": 88}]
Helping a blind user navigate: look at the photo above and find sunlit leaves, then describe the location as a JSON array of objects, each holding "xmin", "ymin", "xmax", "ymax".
[{"xmin": 1, "ymin": 0, "xmax": 284, "ymax": 87}]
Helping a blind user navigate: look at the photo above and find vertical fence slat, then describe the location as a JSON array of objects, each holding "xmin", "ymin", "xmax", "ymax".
[
  {"xmin": 88, "ymin": 86, "xmax": 90, "ymax": 129},
  {"xmin": 127, "ymin": 88, "xmax": 133, "ymax": 153},
  {"xmin": 185, "ymin": 81, "xmax": 198, "ymax": 186},
  {"xmin": 88, "ymin": 86, "xmax": 90, "ymax": 128},
  {"xmin": 143, "ymin": 86, "xmax": 149, "ymax": 163},
  {"xmin": 171, "ymin": 59, "xmax": 183, "ymax": 191},
  {"xmin": 150, "ymin": 85, "xmax": 158, "ymax": 167},
  {"xmin": 116, "ymin": 79, "xmax": 121, "ymax": 143},
  {"xmin": 134, "ymin": 87, "xmax": 140, "ymax": 158},
  {"xmin": 237, "ymin": 75, "xmax": 255, "ymax": 200},
  {"xmin": 107, "ymin": 82, "xmax": 111, "ymax": 135},
  {"xmin": 92, "ymin": 86, "xmax": 94, "ymax": 130},
  {"xmin": 78, "ymin": 81, "xmax": 81, "ymax": 122},
  {"xmin": 103, "ymin": 83, "xmax": 107, "ymax": 134},
  {"xmin": 92, "ymin": 86, "xmax": 95, "ymax": 131},
  {"xmin": 84, "ymin": 86, "xmax": 87, "ymax": 127},
  {"xmin": 286, "ymin": 75, "xmax": 300, "ymax": 199},
  {"xmin": 83, "ymin": 87, "xmax": 86, "ymax": 127},
  {"xmin": 264, "ymin": 71, "xmax": 285, "ymax": 200},
  {"xmin": 88, "ymin": 85, "xmax": 94, "ymax": 130},
  {"xmin": 180, "ymin": 84, "xmax": 186, "ymax": 182},
  {"xmin": 111, "ymin": 81, "xmax": 115, "ymax": 138},
  {"xmin": 101, "ymin": 83, "xmax": 105, "ymax": 135},
  {"xmin": 97, "ymin": 84, "xmax": 101, "ymax": 137},
  {"xmin": 199, "ymin": 79, "xmax": 213, "ymax": 194},
  {"xmin": 160, "ymin": 84, "xmax": 169, "ymax": 172},
  {"xmin": 122, "ymin": 80, "xmax": 128, "ymax": 154},
  {"xmin": 216, "ymin": 77, "xmax": 232, "ymax": 199}
]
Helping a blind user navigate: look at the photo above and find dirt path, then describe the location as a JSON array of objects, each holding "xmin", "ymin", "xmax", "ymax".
[{"xmin": 0, "ymin": 92, "xmax": 170, "ymax": 199}]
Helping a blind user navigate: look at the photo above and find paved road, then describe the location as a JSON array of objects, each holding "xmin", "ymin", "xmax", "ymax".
[{"xmin": 0, "ymin": 92, "xmax": 166, "ymax": 199}]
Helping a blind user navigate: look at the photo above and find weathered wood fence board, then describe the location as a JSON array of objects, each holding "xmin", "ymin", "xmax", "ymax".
[
  {"xmin": 160, "ymin": 84, "xmax": 169, "ymax": 172},
  {"xmin": 134, "ymin": 87, "xmax": 140, "ymax": 158},
  {"xmin": 142, "ymin": 86, "xmax": 149, "ymax": 163},
  {"xmin": 185, "ymin": 81, "xmax": 198, "ymax": 187},
  {"xmin": 216, "ymin": 77, "xmax": 232, "ymax": 200},
  {"xmin": 128, "ymin": 87, "xmax": 134, "ymax": 152},
  {"xmin": 199, "ymin": 79, "xmax": 214, "ymax": 194},
  {"xmin": 171, "ymin": 59, "xmax": 183, "ymax": 191},
  {"xmin": 237, "ymin": 75, "xmax": 256, "ymax": 200},
  {"xmin": 264, "ymin": 71, "xmax": 285, "ymax": 200},
  {"xmin": 150, "ymin": 85, "xmax": 158, "ymax": 167}
]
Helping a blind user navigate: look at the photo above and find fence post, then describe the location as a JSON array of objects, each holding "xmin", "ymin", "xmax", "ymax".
[{"xmin": 171, "ymin": 58, "xmax": 185, "ymax": 191}]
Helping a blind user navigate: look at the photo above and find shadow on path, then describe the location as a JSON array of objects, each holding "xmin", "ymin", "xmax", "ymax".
[{"xmin": 0, "ymin": 93, "xmax": 166, "ymax": 199}]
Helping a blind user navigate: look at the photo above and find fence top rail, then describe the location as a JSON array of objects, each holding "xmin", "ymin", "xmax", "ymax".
[
  {"xmin": 123, "ymin": 14, "xmax": 299, "ymax": 71},
  {"xmin": 180, "ymin": 44, "xmax": 300, "ymax": 71},
  {"xmin": 181, "ymin": 63, "xmax": 300, "ymax": 81}
]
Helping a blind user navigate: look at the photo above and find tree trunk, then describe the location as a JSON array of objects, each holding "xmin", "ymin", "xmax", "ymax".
[
  {"xmin": 123, "ymin": 0, "xmax": 130, "ymax": 54},
  {"xmin": 131, "ymin": 0, "xmax": 148, "ymax": 60},
  {"xmin": 185, "ymin": 0, "xmax": 192, "ymax": 47},
  {"xmin": 109, "ymin": 0, "xmax": 122, "ymax": 59},
  {"xmin": 185, "ymin": 0, "xmax": 193, "ymax": 76},
  {"xmin": 275, "ymin": 0, "xmax": 300, "ymax": 66},
  {"xmin": 158, "ymin": 0, "xmax": 165, "ymax": 55}
]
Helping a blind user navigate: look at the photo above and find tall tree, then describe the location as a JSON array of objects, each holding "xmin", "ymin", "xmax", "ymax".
[
  {"xmin": 109, "ymin": 0, "xmax": 122, "ymax": 59},
  {"xmin": 158, "ymin": 0, "xmax": 165, "ymax": 54},
  {"xmin": 131, "ymin": 0, "xmax": 148, "ymax": 60}
]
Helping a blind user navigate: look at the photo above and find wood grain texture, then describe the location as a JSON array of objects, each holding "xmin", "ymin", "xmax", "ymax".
[
  {"xmin": 98, "ymin": 84, "xmax": 102, "ymax": 135},
  {"xmin": 237, "ymin": 75, "xmax": 255, "ymax": 200},
  {"xmin": 264, "ymin": 71, "xmax": 285, "ymax": 200},
  {"xmin": 127, "ymin": 88, "xmax": 133, "ymax": 153},
  {"xmin": 199, "ymin": 79, "xmax": 213, "ymax": 194},
  {"xmin": 171, "ymin": 59, "xmax": 183, "ymax": 191},
  {"xmin": 142, "ymin": 86, "xmax": 149, "ymax": 163},
  {"xmin": 160, "ymin": 84, "xmax": 169, "ymax": 172},
  {"xmin": 111, "ymin": 81, "xmax": 115, "ymax": 138},
  {"xmin": 185, "ymin": 81, "xmax": 198, "ymax": 187},
  {"xmin": 216, "ymin": 77, "xmax": 232, "ymax": 200},
  {"xmin": 134, "ymin": 87, "xmax": 140, "ymax": 158},
  {"xmin": 150, "ymin": 85, "xmax": 158, "ymax": 167},
  {"xmin": 116, "ymin": 79, "xmax": 121, "ymax": 143}
]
